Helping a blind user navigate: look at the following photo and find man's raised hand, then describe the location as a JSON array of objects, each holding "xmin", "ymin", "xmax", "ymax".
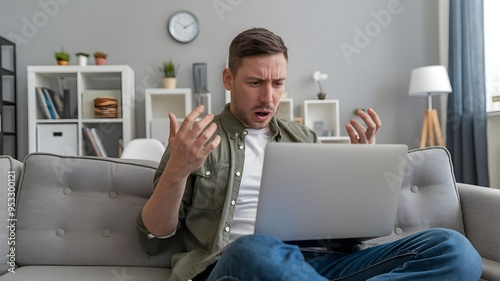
[{"xmin": 166, "ymin": 105, "xmax": 221, "ymax": 178}]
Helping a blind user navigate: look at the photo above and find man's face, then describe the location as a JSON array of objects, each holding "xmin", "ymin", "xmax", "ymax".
[{"xmin": 224, "ymin": 53, "xmax": 287, "ymax": 129}]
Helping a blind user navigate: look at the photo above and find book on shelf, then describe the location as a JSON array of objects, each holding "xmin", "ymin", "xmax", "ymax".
[
  {"xmin": 91, "ymin": 128, "xmax": 107, "ymax": 157},
  {"xmin": 63, "ymin": 89, "xmax": 75, "ymax": 118},
  {"xmin": 35, "ymin": 87, "xmax": 51, "ymax": 119},
  {"xmin": 42, "ymin": 88, "xmax": 60, "ymax": 119},
  {"xmin": 35, "ymin": 86, "xmax": 75, "ymax": 119},
  {"xmin": 82, "ymin": 127, "xmax": 107, "ymax": 157},
  {"xmin": 43, "ymin": 87, "xmax": 63, "ymax": 118},
  {"xmin": 58, "ymin": 77, "xmax": 77, "ymax": 119},
  {"xmin": 118, "ymin": 138, "xmax": 123, "ymax": 157},
  {"xmin": 82, "ymin": 127, "xmax": 100, "ymax": 156}
]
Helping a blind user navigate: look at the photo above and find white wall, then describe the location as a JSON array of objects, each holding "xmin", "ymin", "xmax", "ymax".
[{"xmin": 0, "ymin": 0, "xmax": 441, "ymax": 159}]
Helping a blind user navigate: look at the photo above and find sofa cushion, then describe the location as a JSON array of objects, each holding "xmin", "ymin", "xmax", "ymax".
[
  {"xmin": 15, "ymin": 153, "xmax": 184, "ymax": 268},
  {"xmin": 0, "ymin": 156, "xmax": 23, "ymax": 274},
  {"xmin": 0, "ymin": 265, "xmax": 169, "ymax": 281},
  {"xmin": 369, "ymin": 147, "xmax": 465, "ymax": 244}
]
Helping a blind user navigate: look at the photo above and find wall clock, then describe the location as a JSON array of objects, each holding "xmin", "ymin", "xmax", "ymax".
[{"xmin": 168, "ymin": 10, "xmax": 200, "ymax": 43}]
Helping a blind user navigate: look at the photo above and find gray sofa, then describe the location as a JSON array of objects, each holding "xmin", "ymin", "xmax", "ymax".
[{"xmin": 0, "ymin": 147, "xmax": 498, "ymax": 280}]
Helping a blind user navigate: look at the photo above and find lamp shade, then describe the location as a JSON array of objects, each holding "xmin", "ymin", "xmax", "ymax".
[{"xmin": 408, "ymin": 65, "xmax": 452, "ymax": 96}]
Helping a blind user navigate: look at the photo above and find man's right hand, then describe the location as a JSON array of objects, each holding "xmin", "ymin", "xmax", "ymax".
[
  {"xmin": 165, "ymin": 105, "xmax": 221, "ymax": 178},
  {"xmin": 142, "ymin": 105, "xmax": 220, "ymax": 237}
]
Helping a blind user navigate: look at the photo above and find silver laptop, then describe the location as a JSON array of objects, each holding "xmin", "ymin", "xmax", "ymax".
[{"xmin": 254, "ymin": 143, "xmax": 408, "ymax": 245}]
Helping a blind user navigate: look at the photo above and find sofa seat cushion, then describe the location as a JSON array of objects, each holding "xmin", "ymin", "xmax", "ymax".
[{"xmin": 0, "ymin": 266, "xmax": 170, "ymax": 280}]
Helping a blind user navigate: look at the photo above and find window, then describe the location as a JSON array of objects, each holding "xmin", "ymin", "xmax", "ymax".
[{"xmin": 485, "ymin": 0, "xmax": 500, "ymax": 112}]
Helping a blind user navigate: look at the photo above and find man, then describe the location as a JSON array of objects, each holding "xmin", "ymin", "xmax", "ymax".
[{"xmin": 137, "ymin": 28, "xmax": 481, "ymax": 281}]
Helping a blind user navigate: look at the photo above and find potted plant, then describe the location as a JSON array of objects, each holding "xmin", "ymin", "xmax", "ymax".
[
  {"xmin": 94, "ymin": 51, "xmax": 108, "ymax": 65},
  {"xmin": 54, "ymin": 48, "xmax": 70, "ymax": 66},
  {"xmin": 161, "ymin": 60, "xmax": 178, "ymax": 88},
  {"xmin": 312, "ymin": 71, "xmax": 328, "ymax": 100},
  {"xmin": 75, "ymin": 52, "xmax": 89, "ymax": 66}
]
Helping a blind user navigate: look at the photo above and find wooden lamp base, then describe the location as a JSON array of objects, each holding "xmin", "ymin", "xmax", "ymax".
[{"xmin": 419, "ymin": 109, "xmax": 444, "ymax": 148}]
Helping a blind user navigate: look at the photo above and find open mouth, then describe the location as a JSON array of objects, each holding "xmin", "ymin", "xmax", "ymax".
[{"xmin": 255, "ymin": 111, "xmax": 271, "ymax": 121}]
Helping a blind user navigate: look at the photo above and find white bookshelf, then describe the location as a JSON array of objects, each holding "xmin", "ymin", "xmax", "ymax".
[
  {"xmin": 302, "ymin": 99, "xmax": 349, "ymax": 143},
  {"xmin": 145, "ymin": 88, "xmax": 192, "ymax": 146},
  {"xmin": 276, "ymin": 98, "xmax": 293, "ymax": 121},
  {"xmin": 27, "ymin": 65, "xmax": 135, "ymax": 157}
]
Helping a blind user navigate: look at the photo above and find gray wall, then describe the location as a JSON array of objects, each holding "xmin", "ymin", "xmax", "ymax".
[{"xmin": 1, "ymin": 0, "xmax": 440, "ymax": 159}]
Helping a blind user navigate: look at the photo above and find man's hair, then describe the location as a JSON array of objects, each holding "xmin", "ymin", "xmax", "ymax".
[{"xmin": 228, "ymin": 27, "xmax": 288, "ymax": 75}]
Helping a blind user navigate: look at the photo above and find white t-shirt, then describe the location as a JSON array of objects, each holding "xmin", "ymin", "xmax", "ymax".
[{"xmin": 229, "ymin": 127, "xmax": 272, "ymax": 242}]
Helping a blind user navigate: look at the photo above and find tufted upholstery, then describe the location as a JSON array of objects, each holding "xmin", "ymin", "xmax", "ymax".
[
  {"xmin": 1, "ymin": 153, "xmax": 184, "ymax": 280},
  {"xmin": 369, "ymin": 147, "xmax": 500, "ymax": 280},
  {"xmin": 369, "ymin": 147, "xmax": 465, "ymax": 243},
  {"xmin": 0, "ymin": 148, "xmax": 498, "ymax": 280}
]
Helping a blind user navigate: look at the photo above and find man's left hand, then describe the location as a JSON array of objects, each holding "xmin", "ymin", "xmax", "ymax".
[{"xmin": 346, "ymin": 108, "xmax": 381, "ymax": 144}]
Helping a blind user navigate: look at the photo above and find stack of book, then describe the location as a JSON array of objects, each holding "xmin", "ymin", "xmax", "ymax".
[
  {"xmin": 82, "ymin": 127, "xmax": 108, "ymax": 157},
  {"xmin": 35, "ymin": 87, "xmax": 74, "ymax": 119}
]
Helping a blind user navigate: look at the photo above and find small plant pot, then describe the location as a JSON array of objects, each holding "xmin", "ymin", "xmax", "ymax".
[
  {"xmin": 57, "ymin": 60, "xmax": 69, "ymax": 66},
  {"xmin": 95, "ymin": 57, "xmax": 107, "ymax": 65},
  {"xmin": 77, "ymin": 55, "xmax": 88, "ymax": 66},
  {"xmin": 317, "ymin": 92, "xmax": 326, "ymax": 100},
  {"xmin": 163, "ymin": 77, "xmax": 177, "ymax": 89}
]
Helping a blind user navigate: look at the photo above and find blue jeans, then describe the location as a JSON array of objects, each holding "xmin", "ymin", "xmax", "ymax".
[{"xmin": 205, "ymin": 228, "xmax": 481, "ymax": 281}]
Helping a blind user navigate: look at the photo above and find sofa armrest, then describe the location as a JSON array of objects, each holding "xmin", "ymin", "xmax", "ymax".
[
  {"xmin": 481, "ymin": 258, "xmax": 500, "ymax": 281},
  {"xmin": 457, "ymin": 183, "xmax": 500, "ymax": 262}
]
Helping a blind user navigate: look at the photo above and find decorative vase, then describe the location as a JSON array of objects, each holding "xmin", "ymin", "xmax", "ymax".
[
  {"xmin": 317, "ymin": 92, "xmax": 326, "ymax": 100},
  {"xmin": 95, "ymin": 58, "xmax": 107, "ymax": 65},
  {"xmin": 163, "ymin": 77, "xmax": 177, "ymax": 89},
  {"xmin": 193, "ymin": 63, "xmax": 208, "ymax": 94},
  {"xmin": 77, "ymin": 55, "xmax": 88, "ymax": 66}
]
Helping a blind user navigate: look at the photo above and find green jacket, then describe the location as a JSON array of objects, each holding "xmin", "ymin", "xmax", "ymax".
[{"xmin": 137, "ymin": 104, "xmax": 319, "ymax": 281}]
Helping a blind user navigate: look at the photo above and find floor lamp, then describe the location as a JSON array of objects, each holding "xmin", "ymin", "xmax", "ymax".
[{"xmin": 408, "ymin": 65, "xmax": 452, "ymax": 148}]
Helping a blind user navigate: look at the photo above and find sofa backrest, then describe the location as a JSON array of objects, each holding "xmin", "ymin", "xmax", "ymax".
[
  {"xmin": 398, "ymin": 146, "xmax": 466, "ymax": 234},
  {"xmin": 15, "ymin": 153, "xmax": 184, "ymax": 267},
  {"xmin": 370, "ymin": 146, "xmax": 465, "ymax": 244},
  {"xmin": 0, "ymin": 156, "xmax": 23, "ymax": 274}
]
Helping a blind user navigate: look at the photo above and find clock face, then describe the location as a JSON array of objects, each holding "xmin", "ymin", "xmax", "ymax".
[{"xmin": 168, "ymin": 10, "xmax": 200, "ymax": 43}]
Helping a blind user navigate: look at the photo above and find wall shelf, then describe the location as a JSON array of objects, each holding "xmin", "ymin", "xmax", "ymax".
[
  {"xmin": 302, "ymin": 99, "xmax": 341, "ymax": 140},
  {"xmin": 145, "ymin": 88, "xmax": 192, "ymax": 146},
  {"xmin": 276, "ymin": 98, "xmax": 293, "ymax": 121}
]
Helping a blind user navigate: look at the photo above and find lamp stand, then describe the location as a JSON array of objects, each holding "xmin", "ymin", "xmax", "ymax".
[{"xmin": 419, "ymin": 94, "xmax": 444, "ymax": 148}]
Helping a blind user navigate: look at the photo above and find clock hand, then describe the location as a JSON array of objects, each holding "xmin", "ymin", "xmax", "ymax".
[
  {"xmin": 184, "ymin": 21, "xmax": 195, "ymax": 29},
  {"xmin": 176, "ymin": 21, "xmax": 186, "ymax": 28}
]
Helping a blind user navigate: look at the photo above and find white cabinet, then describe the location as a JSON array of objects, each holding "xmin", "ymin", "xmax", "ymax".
[
  {"xmin": 145, "ymin": 88, "xmax": 192, "ymax": 146},
  {"xmin": 37, "ymin": 124, "xmax": 78, "ymax": 155},
  {"xmin": 302, "ymin": 99, "xmax": 350, "ymax": 143},
  {"xmin": 276, "ymin": 98, "xmax": 293, "ymax": 121},
  {"xmin": 27, "ymin": 65, "xmax": 135, "ymax": 157}
]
